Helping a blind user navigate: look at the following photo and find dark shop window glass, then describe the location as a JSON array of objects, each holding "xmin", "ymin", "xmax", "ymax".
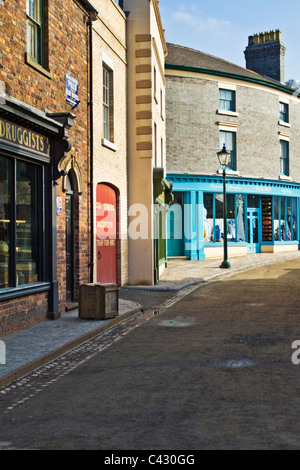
[
  {"xmin": 0, "ymin": 156, "xmax": 11, "ymax": 288},
  {"xmin": 16, "ymin": 160, "xmax": 39, "ymax": 286},
  {"xmin": 0, "ymin": 155, "xmax": 42, "ymax": 290},
  {"xmin": 204, "ymin": 193, "xmax": 214, "ymax": 243},
  {"xmin": 227, "ymin": 194, "xmax": 236, "ymax": 242},
  {"xmin": 236, "ymin": 194, "xmax": 246, "ymax": 242}
]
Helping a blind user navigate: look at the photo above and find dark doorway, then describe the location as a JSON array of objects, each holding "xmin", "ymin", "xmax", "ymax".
[{"xmin": 65, "ymin": 173, "xmax": 75, "ymax": 303}]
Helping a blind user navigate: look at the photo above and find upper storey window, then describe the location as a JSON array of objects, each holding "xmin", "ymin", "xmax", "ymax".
[
  {"xmin": 27, "ymin": 0, "xmax": 44, "ymax": 65},
  {"xmin": 219, "ymin": 89, "xmax": 236, "ymax": 112},
  {"xmin": 103, "ymin": 65, "xmax": 114, "ymax": 143},
  {"xmin": 279, "ymin": 102, "xmax": 289, "ymax": 123}
]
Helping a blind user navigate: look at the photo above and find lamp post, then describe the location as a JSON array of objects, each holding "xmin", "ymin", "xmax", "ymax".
[{"xmin": 217, "ymin": 144, "xmax": 231, "ymax": 269}]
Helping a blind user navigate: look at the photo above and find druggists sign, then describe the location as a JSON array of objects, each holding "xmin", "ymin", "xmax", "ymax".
[{"xmin": 0, "ymin": 117, "xmax": 49, "ymax": 157}]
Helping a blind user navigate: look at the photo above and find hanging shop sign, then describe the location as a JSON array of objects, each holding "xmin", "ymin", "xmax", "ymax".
[
  {"xmin": 0, "ymin": 117, "xmax": 49, "ymax": 157},
  {"xmin": 66, "ymin": 74, "xmax": 79, "ymax": 107}
]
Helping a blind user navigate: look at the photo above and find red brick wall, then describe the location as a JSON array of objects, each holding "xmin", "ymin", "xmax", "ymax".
[
  {"xmin": 0, "ymin": 293, "xmax": 48, "ymax": 336},
  {"xmin": 0, "ymin": 0, "xmax": 91, "ymax": 334}
]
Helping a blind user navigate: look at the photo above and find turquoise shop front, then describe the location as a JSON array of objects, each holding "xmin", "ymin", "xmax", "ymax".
[{"xmin": 166, "ymin": 174, "xmax": 300, "ymax": 260}]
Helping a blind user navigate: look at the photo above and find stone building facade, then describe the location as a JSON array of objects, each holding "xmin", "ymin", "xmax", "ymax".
[
  {"xmin": 0, "ymin": 0, "xmax": 97, "ymax": 335},
  {"xmin": 123, "ymin": 0, "xmax": 172, "ymax": 285},
  {"xmin": 165, "ymin": 35, "xmax": 300, "ymax": 261}
]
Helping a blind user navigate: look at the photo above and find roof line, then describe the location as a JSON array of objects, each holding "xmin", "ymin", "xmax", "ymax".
[{"xmin": 165, "ymin": 63, "xmax": 297, "ymax": 96}]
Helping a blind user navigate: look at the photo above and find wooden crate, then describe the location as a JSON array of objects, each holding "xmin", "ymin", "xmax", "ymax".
[{"xmin": 79, "ymin": 283, "xmax": 119, "ymax": 320}]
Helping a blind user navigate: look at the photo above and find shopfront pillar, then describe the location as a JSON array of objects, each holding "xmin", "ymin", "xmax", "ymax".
[
  {"xmin": 197, "ymin": 191, "xmax": 205, "ymax": 260},
  {"xmin": 184, "ymin": 191, "xmax": 197, "ymax": 260}
]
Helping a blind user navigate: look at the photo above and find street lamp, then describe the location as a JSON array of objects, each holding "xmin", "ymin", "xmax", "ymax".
[{"xmin": 217, "ymin": 144, "xmax": 231, "ymax": 269}]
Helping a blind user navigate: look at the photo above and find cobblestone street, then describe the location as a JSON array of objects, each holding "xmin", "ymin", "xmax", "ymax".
[{"xmin": 1, "ymin": 257, "xmax": 300, "ymax": 450}]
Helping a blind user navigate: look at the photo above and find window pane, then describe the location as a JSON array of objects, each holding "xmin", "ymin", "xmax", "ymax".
[
  {"xmin": 281, "ymin": 198, "xmax": 286, "ymax": 241},
  {"xmin": 204, "ymin": 193, "xmax": 214, "ymax": 243},
  {"xmin": 227, "ymin": 194, "xmax": 235, "ymax": 241},
  {"xmin": 280, "ymin": 102, "xmax": 288, "ymax": 122},
  {"xmin": 262, "ymin": 197, "xmax": 273, "ymax": 242},
  {"xmin": 219, "ymin": 131, "xmax": 235, "ymax": 170},
  {"xmin": 292, "ymin": 199, "xmax": 297, "ymax": 241},
  {"xmin": 280, "ymin": 141, "xmax": 289, "ymax": 175},
  {"xmin": 274, "ymin": 197, "xmax": 280, "ymax": 241},
  {"xmin": 215, "ymin": 194, "xmax": 223, "ymax": 242},
  {"xmin": 236, "ymin": 194, "xmax": 246, "ymax": 242},
  {"xmin": 27, "ymin": 0, "xmax": 42, "ymax": 63},
  {"xmin": 247, "ymin": 195, "xmax": 260, "ymax": 208},
  {"xmin": 103, "ymin": 67, "xmax": 111, "ymax": 141},
  {"xmin": 0, "ymin": 156, "xmax": 11, "ymax": 288},
  {"xmin": 16, "ymin": 161, "xmax": 39, "ymax": 286},
  {"xmin": 219, "ymin": 89, "xmax": 235, "ymax": 111},
  {"xmin": 287, "ymin": 199, "xmax": 292, "ymax": 241}
]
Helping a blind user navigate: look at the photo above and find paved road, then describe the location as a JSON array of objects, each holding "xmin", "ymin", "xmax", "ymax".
[{"xmin": 1, "ymin": 258, "xmax": 300, "ymax": 450}]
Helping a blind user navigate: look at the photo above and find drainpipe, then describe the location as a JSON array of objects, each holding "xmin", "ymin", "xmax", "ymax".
[{"xmin": 88, "ymin": 11, "xmax": 97, "ymax": 283}]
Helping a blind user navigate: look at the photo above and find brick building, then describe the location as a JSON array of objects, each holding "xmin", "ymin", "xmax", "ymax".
[
  {"xmin": 165, "ymin": 32, "xmax": 300, "ymax": 261},
  {"xmin": 0, "ymin": 0, "xmax": 97, "ymax": 335},
  {"xmin": 90, "ymin": 0, "xmax": 128, "ymax": 287}
]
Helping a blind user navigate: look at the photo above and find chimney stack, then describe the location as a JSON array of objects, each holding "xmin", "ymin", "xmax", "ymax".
[{"xmin": 244, "ymin": 30, "xmax": 286, "ymax": 84}]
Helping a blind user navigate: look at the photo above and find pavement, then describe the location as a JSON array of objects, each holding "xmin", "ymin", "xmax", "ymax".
[{"xmin": 1, "ymin": 250, "xmax": 300, "ymax": 389}]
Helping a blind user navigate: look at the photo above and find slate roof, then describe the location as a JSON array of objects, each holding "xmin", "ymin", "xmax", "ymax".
[{"xmin": 165, "ymin": 42, "xmax": 281, "ymax": 85}]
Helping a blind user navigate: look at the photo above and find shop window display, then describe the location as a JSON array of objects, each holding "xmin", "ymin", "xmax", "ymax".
[
  {"xmin": 236, "ymin": 194, "xmax": 246, "ymax": 242},
  {"xmin": 0, "ymin": 155, "xmax": 42, "ymax": 290},
  {"xmin": 0, "ymin": 156, "xmax": 10, "ymax": 288}
]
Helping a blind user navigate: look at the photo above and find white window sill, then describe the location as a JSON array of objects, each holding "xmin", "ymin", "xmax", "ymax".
[
  {"xmin": 278, "ymin": 120, "xmax": 291, "ymax": 128},
  {"xmin": 102, "ymin": 138, "xmax": 117, "ymax": 152},
  {"xmin": 279, "ymin": 174, "xmax": 291, "ymax": 181},
  {"xmin": 217, "ymin": 109, "xmax": 239, "ymax": 117},
  {"xmin": 217, "ymin": 169, "xmax": 240, "ymax": 176}
]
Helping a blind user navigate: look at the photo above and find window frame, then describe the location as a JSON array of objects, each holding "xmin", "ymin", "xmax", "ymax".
[
  {"xmin": 219, "ymin": 130, "xmax": 236, "ymax": 171},
  {"xmin": 0, "ymin": 155, "xmax": 45, "ymax": 292},
  {"xmin": 26, "ymin": 0, "xmax": 44, "ymax": 66},
  {"xmin": 219, "ymin": 88, "xmax": 236, "ymax": 112},
  {"xmin": 279, "ymin": 102, "xmax": 289, "ymax": 123},
  {"xmin": 103, "ymin": 64, "xmax": 114, "ymax": 143},
  {"xmin": 280, "ymin": 140, "xmax": 289, "ymax": 176}
]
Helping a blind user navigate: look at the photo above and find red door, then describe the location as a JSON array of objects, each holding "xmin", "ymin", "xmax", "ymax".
[{"xmin": 96, "ymin": 184, "xmax": 117, "ymax": 284}]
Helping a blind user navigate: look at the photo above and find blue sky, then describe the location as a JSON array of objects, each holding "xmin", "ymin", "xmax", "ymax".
[{"xmin": 159, "ymin": 0, "xmax": 300, "ymax": 83}]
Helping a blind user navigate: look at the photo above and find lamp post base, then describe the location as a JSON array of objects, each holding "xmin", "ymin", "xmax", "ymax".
[{"xmin": 219, "ymin": 260, "xmax": 231, "ymax": 269}]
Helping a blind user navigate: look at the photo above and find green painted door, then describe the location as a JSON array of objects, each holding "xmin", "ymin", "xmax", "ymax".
[{"xmin": 167, "ymin": 205, "xmax": 184, "ymax": 257}]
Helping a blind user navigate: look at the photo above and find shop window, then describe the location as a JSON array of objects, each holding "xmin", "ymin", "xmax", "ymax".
[
  {"xmin": 26, "ymin": 0, "xmax": 44, "ymax": 66},
  {"xmin": 204, "ymin": 194, "xmax": 214, "ymax": 243},
  {"xmin": 103, "ymin": 65, "xmax": 114, "ymax": 142},
  {"xmin": 281, "ymin": 198, "xmax": 286, "ymax": 241},
  {"xmin": 219, "ymin": 131, "xmax": 236, "ymax": 171},
  {"xmin": 274, "ymin": 197, "xmax": 280, "ymax": 241},
  {"xmin": 0, "ymin": 157, "xmax": 11, "ymax": 288},
  {"xmin": 0, "ymin": 155, "xmax": 42, "ymax": 289},
  {"xmin": 262, "ymin": 197, "xmax": 273, "ymax": 242},
  {"xmin": 204, "ymin": 193, "xmax": 236, "ymax": 244},
  {"xmin": 219, "ymin": 89, "xmax": 236, "ymax": 112},
  {"xmin": 274, "ymin": 196, "xmax": 297, "ymax": 242},
  {"xmin": 227, "ymin": 195, "xmax": 236, "ymax": 242},
  {"xmin": 215, "ymin": 194, "xmax": 223, "ymax": 242},
  {"xmin": 292, "ymin": 199, "xmax": 297, "ymax": 240},
  {"xmin": 236, "ymin": 194, "xmax": 246, "ymax": 242}
]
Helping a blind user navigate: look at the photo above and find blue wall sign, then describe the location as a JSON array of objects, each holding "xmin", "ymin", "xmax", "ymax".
[{"xmin": 66, "ymin": 74, "xmax": 79, "ymax": 107}]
